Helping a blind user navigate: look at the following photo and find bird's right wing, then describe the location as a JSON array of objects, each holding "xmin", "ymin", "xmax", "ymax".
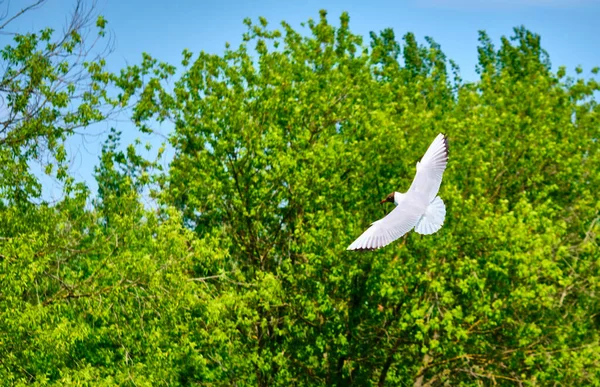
[
  {"xmin": 408, "ymin": 133, "xmax": 449, "ymax": 202},
  {"xmin": 347, "ymin": 197, "xmax": 423, "ymax": 250}
]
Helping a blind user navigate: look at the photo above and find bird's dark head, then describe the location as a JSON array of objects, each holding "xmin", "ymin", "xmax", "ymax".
[{"xmin": 380, "ymin": 192, "xmax": 396, "ymax": 204}]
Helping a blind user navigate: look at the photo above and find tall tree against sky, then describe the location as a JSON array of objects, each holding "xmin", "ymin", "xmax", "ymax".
[
  {"xmin": 0, "ymin": 2, "xmax": 200, "ymax": 385},
  {"xmin": 149, "ymin": 10, "xmax": 599, "ymax": 385}
]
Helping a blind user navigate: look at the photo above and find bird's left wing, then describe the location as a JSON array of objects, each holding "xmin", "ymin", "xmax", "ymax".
[{"xmin": 347, "ymin": 196, "xmax": 423, "ymax": 250}]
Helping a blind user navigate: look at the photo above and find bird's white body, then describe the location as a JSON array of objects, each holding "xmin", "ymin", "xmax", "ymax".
[
  {"xmin": 392, "ymin": 192, "xmax": 404, "ymax": 205},
  {"xmin": 347, "ymin": 133, "xmax": 449, "ymax": 250}
]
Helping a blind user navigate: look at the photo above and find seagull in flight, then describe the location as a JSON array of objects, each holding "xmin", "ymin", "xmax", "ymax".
[{"xmin": 347, "ymin": 133, "xmax": 449, "ymax": 250}]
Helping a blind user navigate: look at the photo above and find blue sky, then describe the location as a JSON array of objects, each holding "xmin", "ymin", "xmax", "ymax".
[{"xmin": 7, "ymin": 0, "xmax": 600, "ymax": 201}]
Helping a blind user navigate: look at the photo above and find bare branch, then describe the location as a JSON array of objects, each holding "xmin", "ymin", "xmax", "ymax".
[
  {"xmin": 188, "ymin": 274, "xmax": 225, "ymax": 282},
  {"xmin": 0, "ymin": 0, "xmax": 46, "ymax": 31}
]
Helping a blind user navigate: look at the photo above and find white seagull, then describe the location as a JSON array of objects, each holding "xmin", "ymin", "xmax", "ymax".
[{"xmin": 347, "ymin": 133, "xmax": 449, "ymax": 250}]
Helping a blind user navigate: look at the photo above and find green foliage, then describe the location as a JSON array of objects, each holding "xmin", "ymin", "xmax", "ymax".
[
  {"xmin": 0, "ymin": 186, "xmax": 227, "ymax": 385},
  {"xmin": 158, "ymin": 12, "xmax": 600, "ymax": 385},
  {"xmin": 0, "ymin": 2, "xmax": 118, "ymax": 205},
  {"xmin": 1, "ymin": 6, "xmax": 599, "ymax": 386}
]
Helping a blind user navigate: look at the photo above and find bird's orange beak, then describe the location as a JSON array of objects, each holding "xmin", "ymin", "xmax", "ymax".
[{"xmin": 380, "ymin": 198, "xmax": 387, "ymax": 204}]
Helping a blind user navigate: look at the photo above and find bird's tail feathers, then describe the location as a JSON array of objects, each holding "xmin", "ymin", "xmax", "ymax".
[{"xmin": 414, "ymin": 196, "xmax": 446, "ymax": 235}]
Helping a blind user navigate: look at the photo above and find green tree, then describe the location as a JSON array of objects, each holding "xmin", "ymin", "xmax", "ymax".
[
  {"xmin": 0, "ymin": 2, "xmax": 213, "ymax": 385},
  {"xmin": 147, "ymin": 12, "xmax": 598, "ymax": 385}
]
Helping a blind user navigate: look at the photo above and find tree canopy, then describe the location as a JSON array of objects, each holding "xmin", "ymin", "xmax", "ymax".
[{"xmin": 1, "ymin": 4, "xmax": 599, "ymax": 386}]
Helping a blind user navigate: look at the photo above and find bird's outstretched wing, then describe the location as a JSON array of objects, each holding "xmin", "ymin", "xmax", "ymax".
[
  {"xmin": 408, "ymin": 133, "xmax": 449, "ymax": 202},
  {"xmin": 347, "ymin": 196, "xmax": 423, "ymax": 250}
]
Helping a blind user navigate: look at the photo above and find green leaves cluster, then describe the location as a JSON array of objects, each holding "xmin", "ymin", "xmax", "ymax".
[
  {"xmin": 0, "ymin": 5, "xmax": 116, "ymax": 202},
  {"xmin": 1, "ymin": 6, "xmax": 599, "ymax": 386}
]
